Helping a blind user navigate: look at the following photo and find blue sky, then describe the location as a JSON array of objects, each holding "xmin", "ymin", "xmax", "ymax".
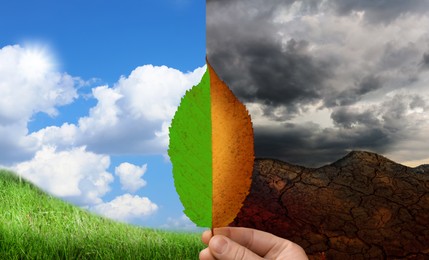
[{"xmin": 0, "ymin": 0, "xmax": 205, "ymax": 230}]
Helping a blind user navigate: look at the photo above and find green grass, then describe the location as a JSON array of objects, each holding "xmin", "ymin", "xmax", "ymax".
[{"xmin": 0, "ymin": 169, "xmax": 205, "ymax": 259}]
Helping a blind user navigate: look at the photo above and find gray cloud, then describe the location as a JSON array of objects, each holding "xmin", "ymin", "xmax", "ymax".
[
  {"xmin": 254, "ymin": 123, "xmax": 391, "ymax": 167},
  {"xmin": 207, "ymin": 0, "xmax": 429, "ymax": 166},
  {"xmin": 324, "ymin": 75, "xmax": 384, "ymax": 107},
  {"xmin": 255, "ymin": 93, "xmax": 427, "ymax": 166},
  {"xmin": 330, "ymin": 0, "xmax": 429, "ymax": 23},
  {"xmin": 423, "ymin": 52, "xmax": 429, "ymax": 68},
  {"xmin": 331, "ymin": 107, "xmax": 379, "ymax": 129},
  {"xmin": 209, "ymin": 38, "xmax": 332, "ymax": 120}
]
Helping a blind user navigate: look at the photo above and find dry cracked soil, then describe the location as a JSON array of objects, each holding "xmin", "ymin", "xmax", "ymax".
[{"xmin": 230, "ymin": 151, "xmax": 429, "ymax": 259}]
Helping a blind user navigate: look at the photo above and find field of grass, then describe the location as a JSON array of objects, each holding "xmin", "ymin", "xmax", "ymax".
[{"xmin": 0, "ymin": 169, "xmax": 205, "ymax": 259}]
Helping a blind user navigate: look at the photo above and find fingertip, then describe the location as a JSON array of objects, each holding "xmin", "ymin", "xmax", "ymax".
[
  {"xmin": 202, "ymin": 229, "xmax": 213, "ymax": 245},
  {"xmin": 199, "ymin": 247, "xmax": 215, "ymax": 260},
  {"xmin": 209, "ymin": 235, "xmax": 228, "ymax": 255},
  {"xmin": 209, "ymin": 235, "xmax": 261, "ymax": 259}
]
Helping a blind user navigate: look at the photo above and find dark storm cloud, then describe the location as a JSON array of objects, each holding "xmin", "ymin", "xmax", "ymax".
[
  {"xmin": 330, "ymin": 0, "xmax": 429, "ymax": 23},
  {"xmin": 254, "ymin": 94, "xmax": 423, "ymax": 166},
  {"xmin": 331, "ymin": 107, "xmax": 380, "ymax": 129},
  {"xmin": 208, "ymin": 0, "xmax": 429, "ymax": 23},
  {"xmin": 207, "ymin": 0, "xmax": 429, "ymax": 165},
  {"xmin": 357, "ymin": 75, "xmax": 383, "ymax": 95},
  {"xmin": 254, "ymin": 123, "xmax": 391, "ymax": 167},
  {"xmin": 206, "ymin": 0, "xmax": 234, "ymax": 3},
  {"xmin": 324, "ymin": 75, "xmax": 383, "ymax": 107},
  {"xmin": 422, "ymin": 53, "xmax": 429, "ymax": 68},
  {"xmin": 207, "ymin": 0, "xmax": 387, "ymax": 119},
  {"xmin": 209, "ymin": 38, "xmax": 332, "ymax": 120},
  {"xmin": 410, "ymin": 95, "xmax": 427, "ymax": 110},
  {"xmin": 207, "ymin": 0, "xmax": 335, "ymax": 120}
]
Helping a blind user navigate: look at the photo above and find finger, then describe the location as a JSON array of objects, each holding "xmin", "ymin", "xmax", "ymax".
[
  {"xmin": 208, "ymin": 235, "xmax": 263, "ymax": 260},
  {"xmin": 199, "ymin": 247, "xmax": 216, "ymax": 260},
  {"xmin": 212, "ymin": 227, "xmax": 292, "ymax": 256},
  {"xmin": 202, "ymin": 229, "xmax": 213, "ymax": 245}
]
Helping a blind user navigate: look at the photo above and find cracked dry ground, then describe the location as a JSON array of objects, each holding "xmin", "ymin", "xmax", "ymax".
[{"xmin": 230, "ymin": 151, "xmax": 429, "ymax": 259}]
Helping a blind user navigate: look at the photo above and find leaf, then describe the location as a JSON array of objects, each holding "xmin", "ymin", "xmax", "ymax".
[{"xmin": 168, "ymin": 61, "xmax": 254, "ymax": 228}]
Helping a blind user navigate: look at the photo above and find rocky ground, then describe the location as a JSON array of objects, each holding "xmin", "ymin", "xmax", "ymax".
[{"xmin": 231, "ymin": 151, "xmax": 429, "ymax": 259}]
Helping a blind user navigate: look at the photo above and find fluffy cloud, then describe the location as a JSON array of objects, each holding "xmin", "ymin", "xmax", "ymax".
[
  {"xmin": 207, "ymin": 0, "xmax": 429, "ymax": 166},
  {"xmin": 0, "ymin": 45, "xmax": 204, "ymax": 163},
  {"xmin": 92, "ymin": 194, "xmax": 158, "ymax": 222},
  {"xmin": 0, "ymin": 45, "xmax": 78, "ymax": 164},
  {"xmin": 30, "ymin": 65, "xmax": 206, "ymax": 155},
  {"xmin": 13, "ymin": 146, "xmax": 113, "ymax": 206},
  {"xmin": 0, "ymin": 45, "xmax": 77, "ymax": 122},
  {"xmin": 1, "ymin": 43, "xmax": 204, "ymax": 226},
  {"xmin": 115, "ymin": 162, "xmax": 147, "ymax": 193}
]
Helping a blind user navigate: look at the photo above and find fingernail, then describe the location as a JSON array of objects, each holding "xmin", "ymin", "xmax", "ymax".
[{"xmin": 212, "ymin": 236, "xmax": 228, "ymax": 254}]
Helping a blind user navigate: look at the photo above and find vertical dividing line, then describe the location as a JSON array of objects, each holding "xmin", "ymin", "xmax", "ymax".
[{"xmin": 209, "ymin": 60, "xmax": 215, "ymax": 232}]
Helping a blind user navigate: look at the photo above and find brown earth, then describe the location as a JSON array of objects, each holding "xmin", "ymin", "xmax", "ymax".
[{"xmin": 230, "ymin": 151, "xmax": 429, "ymax": 259}]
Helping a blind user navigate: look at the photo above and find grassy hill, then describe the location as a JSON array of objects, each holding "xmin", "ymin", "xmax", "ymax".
[{"xmin": 0, "ymin": 169, "xmax": 205, "ymax": 259}]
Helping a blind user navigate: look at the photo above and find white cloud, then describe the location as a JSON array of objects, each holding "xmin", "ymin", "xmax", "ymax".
[
  {"xmin": 0, "ymin": 41, "xmax": 211, "ymax": 231},
  {"xmin": 115, "ymin": 162, "xmax": 147, "ymax": 193},
  {"xmin": 161, "ymin": 214, "xmax": 204, "ymax": 232},
  {"xmin": 0, "ymin": 45, "xmax": 203, "ymax": 151},
  {"xmin": 0, "ymin": 43, "xmax": 204, "ymax": 226},
  {"xmin": 78, "ymin": 85, "xmax": 123, "ymax": 135},
  {"xmin": 0, "ymin": 44, "xmax": 78, "ymax": 165},
  {"xmin": 0, "ymin": 44, "xmax": 77, "ymax": 123},
  {"xmin": 92, "ymin": 194, "xmax": 158, "ymax": 222},
  {"xmin": 29, "ymin": 64, "xmax": 206, "ymax": 155},
  {"xmin": 29, "ymin": 123, "xmax": 79, "ymax": 149},
  {"xmin": 13, "ymin": 146, "xmax": 113, "ymax": 206}
]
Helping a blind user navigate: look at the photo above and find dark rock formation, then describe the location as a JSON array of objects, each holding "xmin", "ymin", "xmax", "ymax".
[{"xmin": 230, "ymin": 151, "xmax": 429, "ymax": 259}]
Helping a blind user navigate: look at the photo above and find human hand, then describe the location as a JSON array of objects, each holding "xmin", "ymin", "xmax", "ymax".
[{"xmin": 199, "ymin": 227, "xmax": 308, "ymax": 260}]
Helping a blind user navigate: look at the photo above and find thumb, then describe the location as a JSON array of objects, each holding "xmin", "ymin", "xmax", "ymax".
[{"xmin": 208, "ymin": 235, "xmax": 263, "ymax": 260}]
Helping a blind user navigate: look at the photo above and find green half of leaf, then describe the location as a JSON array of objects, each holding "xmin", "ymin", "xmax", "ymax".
[{"xmin": 168, "ymin": 68, "xmax": 212, "ymax": 227}]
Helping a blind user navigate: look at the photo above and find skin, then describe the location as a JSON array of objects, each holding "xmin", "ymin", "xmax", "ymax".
[{"xmin": 199, "ymin": 227, "xmax": 308, "ymax": 260}]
